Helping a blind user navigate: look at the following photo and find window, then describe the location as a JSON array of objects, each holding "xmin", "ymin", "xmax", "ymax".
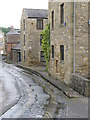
[
  {"xmin": 24, "ymin": 35, "xmax": 25, "ymax": 46},
  {"xmin": 52, "ymin": 45, "xmax": 54, "ymax": 58},
  {"xmin": 40, "ymin": 51, "xmax": 45, "ymax": 62},
  {"xmin": 56, "ymin": 60, "xmax": 58, "ymax": 73},
  {"xmin": 40, "ymin": 34, "xmax": 43, "ymax": 46},
  {"xmin": 24, "ymin": 51, "xmax": 25, "ymax": 61},
  {"xmin": 37, "ymin": 19, "xmax": 43, "ymax": 29},
  {"xmin": 61, "ymin": 3, "xmax": 64, "ymax": 24},
  {"xmin": 23, "ymin": 19, "xmax": 25, "ymax": 30},
  {"xmin": 52, "ymin": 11, "xmax": 54, "ymax": 28},
  {"xmin": 60, "ymin": 45, "xmax": 64, "ymax": 61}
]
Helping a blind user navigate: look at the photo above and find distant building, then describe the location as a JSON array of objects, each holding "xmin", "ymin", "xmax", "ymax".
[
  {"xmin": 11, "ymin": 43, "xmax": 21, "ymax": 62},
  {"xmin": 20, "ymin": 8, "xmax": 48, "ymax": 66},
  {"xmin": 6, "ymin": 29, "xmax": 20, "ymax": 61},
  {"xmin": 0, "ymin": 30, "xmax": 5, "ymax": 55},
  {"xmin": 48, "ymin": 1, "xmax": 89, "ymax": 96}
]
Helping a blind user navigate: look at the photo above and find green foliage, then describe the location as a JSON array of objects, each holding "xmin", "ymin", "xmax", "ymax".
[
  {"xmin": 41, "ymin": 24, "xmax": 50, "ymax": 71},
  {"xmin": 0, "ymin": 27, "xmax": 10, "ymax": 35}
]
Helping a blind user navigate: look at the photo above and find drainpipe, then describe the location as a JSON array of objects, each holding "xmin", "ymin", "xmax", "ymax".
[{"xmin": 73, "ymin": 1, "xmax": 75, "ymax": 74}]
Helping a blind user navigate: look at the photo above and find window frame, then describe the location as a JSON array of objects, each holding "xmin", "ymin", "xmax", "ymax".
[
  {"xmin": 23, "ymin": 19, "xmax": 25, "ymax": 31},
  {"xmin": 52, "ymin": 11, "xmax": 54, "ymax": 28},
  {"xmin": 52, "ymin": 45, "xmax": 54, "ymax": 58},
  {"xmin": 24, "ymin": 35, "xmax": 25, "ymax": 46},
  {"xmin": 40, "ymin": 51, "xmax": 45, "ymax": 62},
  {"xmin": 60, "ymin": 3, "xmax": 64, "ymax": 24},
  {"xmin": 37, "ymin": 19, "xmax": 43, "ymax": 29},
  {"xmin": 24, "ymin": 51, "xmax": 25, "ymax": 61},
  {"xmin": 60, "ymin": 45, "xmax": 64, "ymax": 61}
]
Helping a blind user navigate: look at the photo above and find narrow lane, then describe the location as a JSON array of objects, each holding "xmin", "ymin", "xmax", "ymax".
[
  {"xmin": 0, "ymin": 61, "xmax": 88, "ymax": 118},
  {"xmin": 0, "ymin": 63, "xmax": 49, "ymax": 118}
]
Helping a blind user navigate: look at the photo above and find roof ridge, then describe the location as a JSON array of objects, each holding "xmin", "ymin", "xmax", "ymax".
[
  {"xmin": 6, "ymin": 29, "xmax": 20, "ymax": 35},
  {"xmin": 23, "ymin": 8, "xmax": 48, "ymax": 18},
  {"xmin": 24, "ymin": 8, "xmax": 48, "ymax": 11}
]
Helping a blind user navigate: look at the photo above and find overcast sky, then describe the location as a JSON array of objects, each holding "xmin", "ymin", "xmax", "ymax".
[{"xmin": 0, "ymin": 0, "xmax": 48, "ymax": 29}]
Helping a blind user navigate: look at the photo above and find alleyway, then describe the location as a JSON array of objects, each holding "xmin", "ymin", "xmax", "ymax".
[{"xmin": 0, "ymin": 56, "xmax": 88, "ymax": 119}]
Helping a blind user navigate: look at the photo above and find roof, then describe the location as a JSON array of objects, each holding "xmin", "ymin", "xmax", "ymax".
[
  {"xmin": 24, "ymin": 8, "xmax": 48, "ymax": 18},
  {"xmin": 12, "ymin": 43, "xmax": 21, "ymax": 50},
  {"xmin": 6, "ymin": 29, "xmax": 20, "ymax": 35}
]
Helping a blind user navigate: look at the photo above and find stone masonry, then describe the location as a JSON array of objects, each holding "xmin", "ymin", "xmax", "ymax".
[
  {"xmin": 71, "ymin": 74, "xmax": 90, "ymax": 97},
  {"xmin": 48, "ymin": 1, "xmax": 89, "ymax": 89},
  {"xmin": 75, "ymin": 2, "xmax": 88, "ymax": 77},
  {"xmin": 20, "ymin": 8, "xmax": 48, "ymax": 66},
  {"xmin": 6, "ymin": 29, "xmax": 20, "ymax": 60},
  {"xmin": 0, "ymin": 30, "xmax": 5, "ymax": 55},
  {"xmin": 49, "ymin": 2, "xmax": 74, "ymax": 84}
]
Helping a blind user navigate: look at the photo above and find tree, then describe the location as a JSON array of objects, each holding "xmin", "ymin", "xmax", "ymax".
[
  {"xmin": 1, "ymin": 27, "xmax": 10, "ymax": 35},
  {"xmin": 41, "ymin": 24, "xmax": 50, "ymax": 71}
]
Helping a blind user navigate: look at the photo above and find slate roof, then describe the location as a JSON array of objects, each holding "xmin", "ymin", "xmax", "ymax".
[
  {"xmin": 24, "ymin": 8, "xmax": 48, "ymax": 18},
  {"xmin": 12, "ymin": 43, "xmax": 21, "ymax": 50},
  {"xmin": 6, "ymin": 29, "xmax": 20, "ymax": 35}
]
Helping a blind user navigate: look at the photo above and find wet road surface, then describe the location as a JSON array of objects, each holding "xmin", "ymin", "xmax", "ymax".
[{"xmin": 0, "ymin": 59, "xmax": 88, "ymax": 118}]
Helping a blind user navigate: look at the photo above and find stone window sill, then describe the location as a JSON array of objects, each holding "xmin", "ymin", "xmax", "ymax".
[
  {"xmin": 51, "ymin": 58, "xmax": 54, "ymax": 61},
  {"xmin": 60, "ymin": 22, "xmax": 66, "ymax": 27},
  {"xmin": 60, "ymin": 23, "xmax": 64, "ymax": 27},
  {"xmin": 60, "ymin": 61, "xmax": 64, "ymax": 64},
  {"xmin": 37, "ymin": 28, "xmax": 43, "ymax": 30}
]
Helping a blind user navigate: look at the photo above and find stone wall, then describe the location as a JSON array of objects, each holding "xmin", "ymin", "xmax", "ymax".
[
  {"xmin": 71, "ymin": 74, "xmax": 90, "ymax": 97},
  {"xmin": 48, "ymin": 2, "xmax": 89, "ymax": 84},
  {"xmin": 48, "ymin": 2, "xmax": 74, "ymax": 84},
  {"xmin": 7, "ymin": 34, "xmax": 20, "ymax": 43},
  {"xmin": 6, "ymin": 43, "xmax": 18, "ymax": 60},
  {"xmin": 20, "ymin": 10, "xmax": 48, "ymax": 66},
  {"xmin": 75, "ymin": 2, "xmax": 88, "ymax": 77},
  {"xmin": 6, "ymin": 33, "xmax": 20, "ymax": 60},
  {"xmin": 26, "ymin": 18, "xmax": 48, "ymax": 66}
]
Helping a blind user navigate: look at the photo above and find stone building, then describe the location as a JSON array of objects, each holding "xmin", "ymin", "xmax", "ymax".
[
  {"xmin": 48, "ymin": 1, "xmax": 90, "ymax": 95},
  {"xmin": 6, "ymin": 29, "xmax": 20, "ymax": 60},
  {"xmin": 0, "ymin": 30, "xmax": 5, "ymax": 55},
  {"xmin": 20, "ymin": 8, "xmax": 48, "ymax": 66},
  {"xmin": 11, "ymin": 43, "xmax": 21, "ymax": 62}
]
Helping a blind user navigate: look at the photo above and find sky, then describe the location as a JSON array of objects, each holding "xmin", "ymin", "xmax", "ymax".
[{"xmin": 0, "ymin": 0, "xmax": 48, "ymax": 29}]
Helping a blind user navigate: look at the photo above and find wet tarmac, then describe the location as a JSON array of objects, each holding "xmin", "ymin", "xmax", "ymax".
[{"xmin": 0, "ymin": 58, "xmax": 88, "ymax": 119}]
